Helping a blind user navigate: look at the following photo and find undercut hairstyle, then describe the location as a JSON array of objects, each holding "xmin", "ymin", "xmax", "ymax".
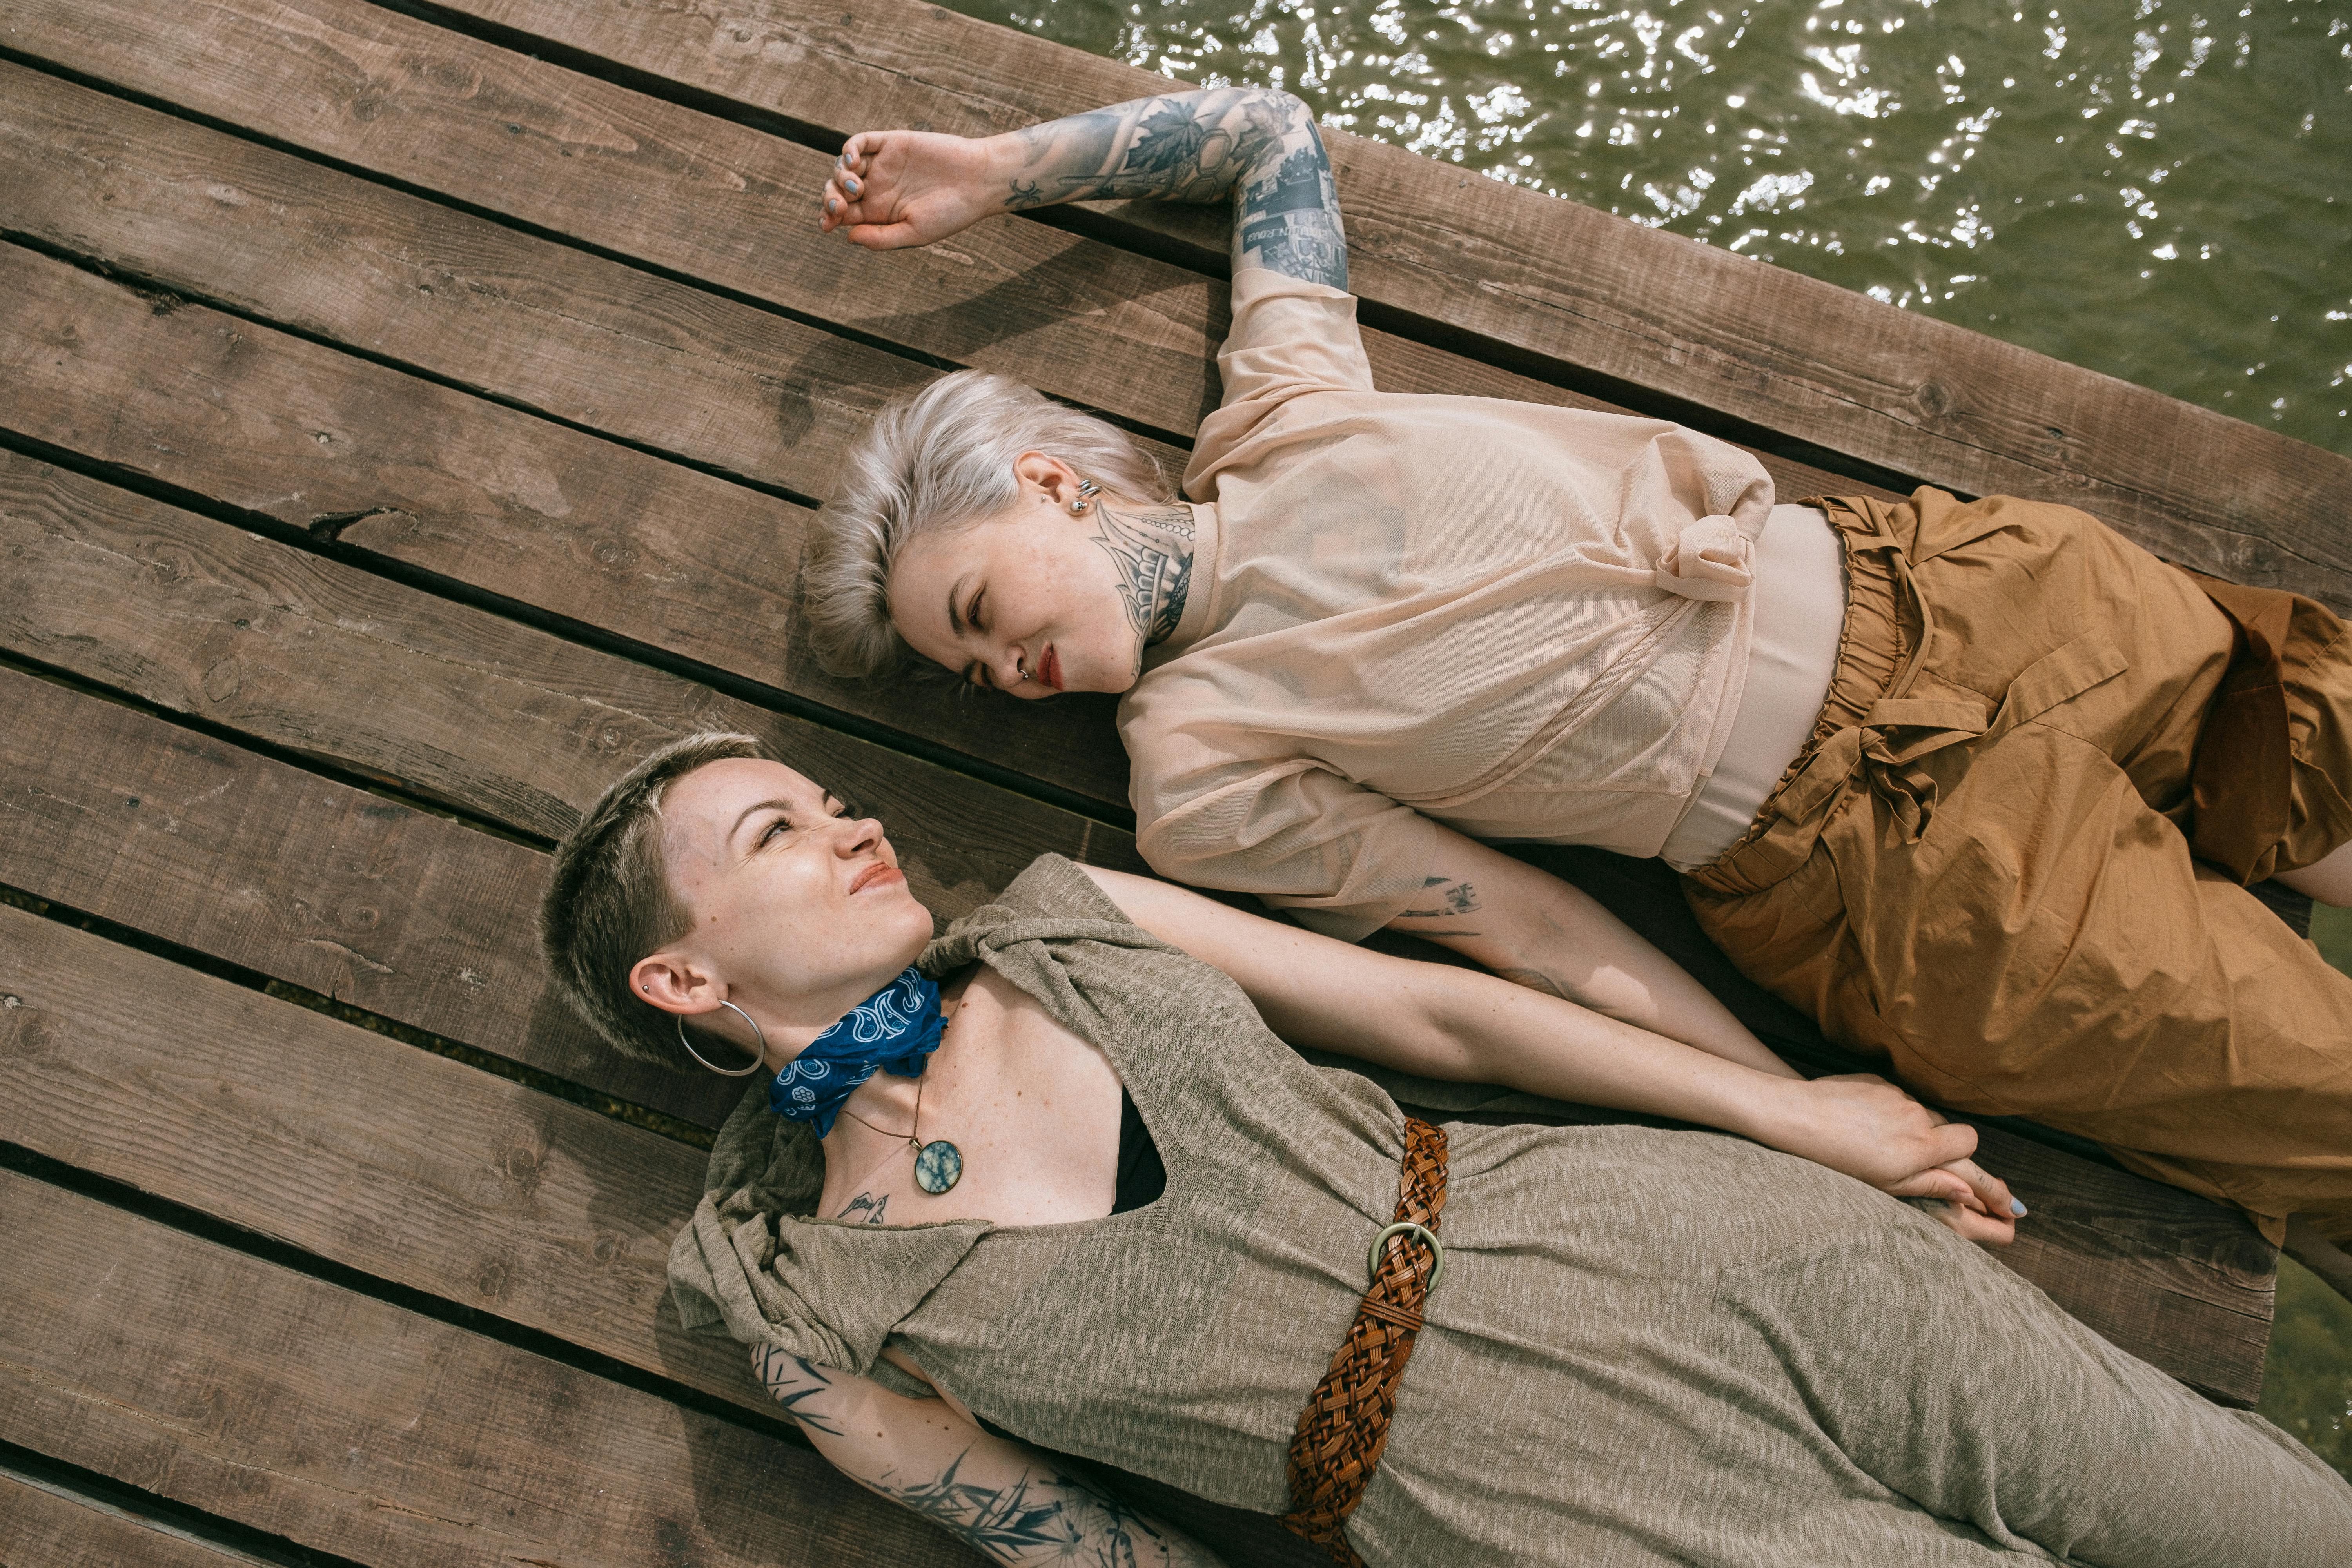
[
  {"xmin": 802, "ymin": 368, "xmax": 1176, "ymax": 679},
  {"xmin": 537, "ymin": 731, "xmax": 771, "ymax": 1070}
]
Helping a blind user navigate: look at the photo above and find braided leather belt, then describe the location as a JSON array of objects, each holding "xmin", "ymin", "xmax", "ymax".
[{"xmin": 1281, "ymin": 1117, "xmax": 1449, "ymax": 1567}]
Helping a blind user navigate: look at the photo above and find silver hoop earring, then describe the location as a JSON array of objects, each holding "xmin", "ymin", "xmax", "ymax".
[
  {"xmin": 1068, "ymin": 477, "xmax": 1100, "ymax": 515},
  {"xmin": 676, "ymin": 1000, "xmax": 769, "ymax": 1077}
]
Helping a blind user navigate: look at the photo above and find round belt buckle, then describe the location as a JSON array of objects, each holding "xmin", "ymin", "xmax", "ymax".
[{"xmin": 1367, "ymin": 1220, "xmax": 1444, "ymax": 1293}]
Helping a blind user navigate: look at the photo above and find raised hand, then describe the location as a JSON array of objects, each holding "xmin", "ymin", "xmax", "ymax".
[
  {"xmin": 1775, "ymin": 1073, "xmax": 2022, "ymax": 1246},
  {"xmin": 819, "ymin": 130, "xmax": 1005, "ymax": 250},
  {"xmin": 818, "ymin": 87, "xmax": 1346, "ymax": 287}
]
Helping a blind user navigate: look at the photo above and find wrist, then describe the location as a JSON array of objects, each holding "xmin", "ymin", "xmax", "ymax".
[
  {"xmin": 981, "ymin": 132, "xmax": 1037, "ymax": 210},
  {"xmin": 1731, "ymin": 1072, "xmax": 1813, "ymax": 1149}
]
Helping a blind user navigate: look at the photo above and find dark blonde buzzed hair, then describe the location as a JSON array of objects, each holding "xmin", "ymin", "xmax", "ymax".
[{"xmin": 537, "ymin": 731, "xmax": 771, "ymax": 1069}]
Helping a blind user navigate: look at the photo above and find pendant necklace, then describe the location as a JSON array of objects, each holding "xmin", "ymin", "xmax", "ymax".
[{"xmin": 838, "ymin": 1076, "xmax": 963, "ymax": 1194}]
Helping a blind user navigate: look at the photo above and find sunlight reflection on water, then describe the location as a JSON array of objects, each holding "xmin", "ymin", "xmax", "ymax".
[{"xmin": 943, "ymin": 0, "xmax": 2352, "ymax": 454}]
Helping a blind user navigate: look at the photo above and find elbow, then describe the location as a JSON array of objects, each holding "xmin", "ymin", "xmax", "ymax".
[
  {"xmin": 1246, "ymin": 87, "xmax": 1314, "ymax": 133},
  {"xmin": 1410, "ymin": 969, "xmax": 1496, "ymax": 1082}
]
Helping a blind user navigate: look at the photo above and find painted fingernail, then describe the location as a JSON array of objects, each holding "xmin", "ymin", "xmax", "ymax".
[
  {"xmin": 844, "ymin": 176, "xmax": 860, "ymax": 196},
  {"xmin": 2010, "ymin": 1198, "xmax": 2028, "ymax": 1217},
  {"xmin": 826, "ymin": 198, "xmax": 838, "ymax": 214}
]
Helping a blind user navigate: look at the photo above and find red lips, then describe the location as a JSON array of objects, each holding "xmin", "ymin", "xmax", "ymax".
[
  {"xmin": 848, "ymin": 863, "xmax": 904, "ymax": 895},
  {"xmin": 1040, "ymin": 645, "xmax": 1063, "ymax": 691}
]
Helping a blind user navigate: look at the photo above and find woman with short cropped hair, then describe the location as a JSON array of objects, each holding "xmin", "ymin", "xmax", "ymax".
[{"xmin": 535, "ymin": 733, "xmax": 2352, "ymax": 1567}]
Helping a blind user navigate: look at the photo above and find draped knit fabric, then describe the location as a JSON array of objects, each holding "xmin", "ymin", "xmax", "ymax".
[{"xmin": 667, "ymin": 855, "xmax": 2352, "ymax": 1566}]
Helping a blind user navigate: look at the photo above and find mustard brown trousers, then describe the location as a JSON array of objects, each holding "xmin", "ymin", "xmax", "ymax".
[{"xmin": 1685, "ymin": 489, "xmax": 2352, "ymax": 1244}]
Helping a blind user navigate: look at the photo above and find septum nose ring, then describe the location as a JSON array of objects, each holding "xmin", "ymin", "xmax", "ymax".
[{"xmin": 1017, "ymin": 655, "xmax": 1033, "ymax": 683}]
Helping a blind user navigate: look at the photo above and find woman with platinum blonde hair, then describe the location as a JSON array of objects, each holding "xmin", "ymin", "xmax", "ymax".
[
  {"xmin": 803, "ymin": 370, "xmax": 1178, "ymax": 686},
  {"xmin": 535, "ymin": 733, "xmax": 2349, "ymax": 1567},
  {"xmin": 802, "ymin": 82, "xmax": 2352, "ymax": 1253}
]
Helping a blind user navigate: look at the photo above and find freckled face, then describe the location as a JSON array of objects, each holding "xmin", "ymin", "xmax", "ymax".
[
  {"xmin": 654, "ymin": 758, "xmax": 933, "ymax": 1032},
  {"xmin": 888, "ymin": 506, "xmax": 1142, "ymax": 699}
]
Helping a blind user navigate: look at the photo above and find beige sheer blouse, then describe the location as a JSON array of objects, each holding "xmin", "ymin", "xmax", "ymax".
[{"xmin": 1120, "ymin": 267, "xmax": 1780, "ymax": 940}]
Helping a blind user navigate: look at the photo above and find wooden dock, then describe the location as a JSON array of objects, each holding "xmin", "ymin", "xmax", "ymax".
[{"xmin": 1, "ymin": 2, "xmax": 2344, "ymax": 1563}]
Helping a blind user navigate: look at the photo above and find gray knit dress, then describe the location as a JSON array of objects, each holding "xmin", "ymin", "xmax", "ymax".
[{"xmin": 668, "ymin": 855, "xmax": 2351, "ymax": 1566}]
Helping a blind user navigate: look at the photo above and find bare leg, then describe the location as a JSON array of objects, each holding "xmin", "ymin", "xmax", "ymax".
[{"xmin": 2275, "ymin": 838, "xmax": 2352, "ymax": 906}]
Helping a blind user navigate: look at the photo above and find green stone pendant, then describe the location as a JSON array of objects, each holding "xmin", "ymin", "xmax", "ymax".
[{"xmin": 914, "ymin": 1140, "xmax": 963, "ymax": 1195}]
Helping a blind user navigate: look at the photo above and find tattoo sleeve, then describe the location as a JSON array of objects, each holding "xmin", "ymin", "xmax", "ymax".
[
  {"xmin": 999, "ymin": 88, "xmax": 1347, "ymax": 289},
  {"xmin": 751, "ymin": 1347, "xmax": 848, "ymax": 1438},
  {"xmin": 751, "ymin": 1344, "xmax": 1226, "ymax": 1566},
  {"xmin": 875, "ymin": 1449, "xmax": 1221, "ymax": 1568}
]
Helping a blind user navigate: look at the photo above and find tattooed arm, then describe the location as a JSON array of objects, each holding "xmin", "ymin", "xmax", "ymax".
[
  {"xmin": 818, "ymin": 87, "xmax": 1347, "ymax": 288},
  {"xmin": 752, "ymin": 1347, "xmax": 1226, "ymax": 1567},
  {"xmin": 1385, "ymin": 831, "xmax": 1801, "ymax": 1081}
]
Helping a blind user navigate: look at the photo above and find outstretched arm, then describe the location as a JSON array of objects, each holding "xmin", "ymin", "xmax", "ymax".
[
  {"xmin": 1387, "ymin": 827, "xmax": 1798, "ymax": 1079},
  {"xmin": 818, "ymin": 87, "xmax": 1348, "ymax": 288},
  {"xmin": 1082, "ymin": 864, "xmax": 2020, "ymax": 1245},
  {"xmin": 753, "ymin": 1347, "xmax": 1225, "ymax": 1566}
]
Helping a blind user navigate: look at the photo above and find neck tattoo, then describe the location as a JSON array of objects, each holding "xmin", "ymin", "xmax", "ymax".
[{"xmin": 1088, "ymin": 504, "xmax": 1195, "ymax": 676}]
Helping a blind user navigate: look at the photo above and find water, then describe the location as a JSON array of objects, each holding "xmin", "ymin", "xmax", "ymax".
[{"xmin": 943, "ymin": 0, "xmax": 2352, "ymax": 456}]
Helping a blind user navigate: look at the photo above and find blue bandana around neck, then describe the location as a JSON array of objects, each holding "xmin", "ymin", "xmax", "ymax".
[{"xmin": 768, "ymin": 967, "xmax": 945, "ymax": 1138}]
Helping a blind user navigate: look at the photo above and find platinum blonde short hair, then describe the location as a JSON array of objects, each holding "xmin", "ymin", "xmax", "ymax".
[{"xmin": 804, "ymin": 369, "xmax": 1174, "ymax": 678}]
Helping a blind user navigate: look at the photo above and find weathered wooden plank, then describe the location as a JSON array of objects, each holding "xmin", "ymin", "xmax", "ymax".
[
  {"xmin": 0, "ymin": 0, "xmax": 1229, "ymax": 429},
  {"xmin": 0, "ymin": 637, "xmax": 1136, "ymax": 1135},
  {"xmin": 0, "ymin": 52, "xmax": 940, "ymax": 501},
  {"xmin": 0, "ymin": 232, "xmax": 1136, "ymax": 811},
  {"xmin": 0, "ymin": 1168, "xmax": 976, "ymax": 1568},
  {"xmin": 0, "ymin": 446, "xmax": 1145, "ymax": 1132},
  {"xmin": 0, "ymin": 51, "xmax": 1882, "ymax": 523},
  {"xmin": 436, "ymin": 0, "xmax": 2352, "ymax": 608},
  {"xmin": 0, "ymin": 889, "xmax": 1327, "ymax": 1568},
  {"xmin": 0, "ymin": 3, "xmax": 1886, "ymax": 522},
  {"xmin": 0, "ymin": 674, "xmax": 2274, "ymax": 1401},
  {"xmin": 1964, "ymin": 1123, "xmax": 2273, "ymax": 1403},
  {"xmin": 0, "ymin": 1470, "xmax": 272, "ymax": 1568},
  {"xmin": 0, "ymin": 888, "xmax": 753, "ymax": 1413},
  {"xmin": 0, "ymin": 660, "xmax": 721, "ymax": 1129},
  {"xmin": 0, "ymin": 445, "xmax": 1132, "ymax": 869}
]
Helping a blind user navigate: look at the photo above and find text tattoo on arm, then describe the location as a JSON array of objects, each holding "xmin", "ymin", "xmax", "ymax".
[
  {"xmin": 1000, "ymin": 88, "xmax": 1347, "ymax": 289},
  {"xmin": 1394, "ymin": 875, "xmax": 1481, "ymax": 925}
]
